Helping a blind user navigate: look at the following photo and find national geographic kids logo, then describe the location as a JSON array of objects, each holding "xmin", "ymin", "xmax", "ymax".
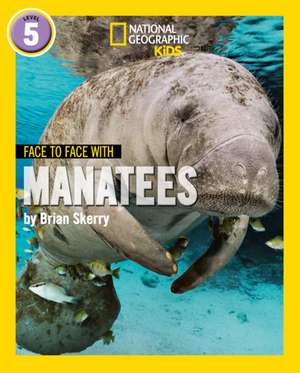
[{"xmin": 109, "ymin": 22, "xmax": 189, "ymax": 57}]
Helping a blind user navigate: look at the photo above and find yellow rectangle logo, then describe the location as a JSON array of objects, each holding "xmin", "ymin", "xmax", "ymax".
[{"xmin": 110, "ymin": 22, "xmax": 127, "ymax": 46}]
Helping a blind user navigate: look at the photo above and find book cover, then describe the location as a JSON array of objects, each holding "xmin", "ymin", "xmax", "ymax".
[{"xmin": 0, "ymin": 1, "xmax": 294, "ymax": 371}]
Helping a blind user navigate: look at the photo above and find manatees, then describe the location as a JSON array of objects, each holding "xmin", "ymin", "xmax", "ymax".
[{"xmin": 17, "ymin": 53, "xmax": 280, "ymax": 353}]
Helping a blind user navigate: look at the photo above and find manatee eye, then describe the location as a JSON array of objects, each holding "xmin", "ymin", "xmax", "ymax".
[{"xmin": 176, "ymin": 102, "xmax": 197, "ymax": 123}]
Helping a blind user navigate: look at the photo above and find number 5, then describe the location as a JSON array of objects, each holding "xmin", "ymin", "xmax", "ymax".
[{"xmin": 24, "ymin": 22, "xmax": 39, "ymax": 46}]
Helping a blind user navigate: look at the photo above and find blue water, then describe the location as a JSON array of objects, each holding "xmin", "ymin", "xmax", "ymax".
[
  {"xmin": 214, "ymin": 16, "xmax": 283, "ymax": 122},
  {"xmin": 16, "ymin": 54, "xmax": 84, "ymax": 187},
  {"xmin": 16, "ymin": 16, "xmax": 283, "ymax": 355}
]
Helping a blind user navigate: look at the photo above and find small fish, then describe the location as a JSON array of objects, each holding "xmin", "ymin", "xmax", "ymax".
[
  {"xmin": 88, "ymin": 260, "xmax": 120, "ymax": 279},
  {"xmin": 101, "ymin": 330, "xmax": 115, "ymax": 345},
  {"xmin": 168, "ymin": 236, "xmax": 189, "ymax": 261},
  {"xmin": 24, "ymin": 248, "xmax": 34, "ymax": 254},
  {"xmin": 31, "ymin": 256, "xmax": 40, "ymax": 265},
  {"xmin": 87, "ymin": 272, "xmax": 96, "ymax": 280},
  {"xmin": 22, "ymin": 227, "xmax": 31, "ymax": 232},
  {"xmin": 27, "ymin": 237, "xmax": 39, "ymax": 247},
  {"xmin": 55, "ymin": 265, "xmax": 67, "ymax": 276},
  {"xmin": 36, "ymin": 226, "xmax": 44, "ymax": 239},
  {"xmin": 265, "ymin": 236, "xmax": 283, "ymax": 250},
  {"xmin": 29, "ymin": 282, "xmax": 78, "ymax": 304},
  {"xmin": 29, "ymin": 206, "xmax": 43, "ymax": 215},
  {"xmin": 92, "ymin": 279, "xmax": 107, "ymax": 288},
  {"xmin": 250, "ymin": 218, "xmax": 266, "ymax": 232},
  {"xmin": 74, "ymin": 309, "xmax": 89, "ymax": 323},
  {"xmin": 16, "ymin": 188, "xmax": 25, "ymax": 200},
  {"xmin": 218, "ymin": 217, "xmax": 239, "ymax": 235}
]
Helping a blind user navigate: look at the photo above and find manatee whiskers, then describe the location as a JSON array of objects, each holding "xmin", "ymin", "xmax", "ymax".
[
  {"xmin": 171, "ymin": 215, "xmax": 249, "ymax": 294},
  {"xmin": 198, "ymin": 192, "xmax": 274, "ymax": 217}
]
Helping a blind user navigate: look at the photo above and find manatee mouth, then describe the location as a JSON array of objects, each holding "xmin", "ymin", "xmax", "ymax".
[
  {"xmin": 171, "ymin": 215, "xmax": 249, "ymax": 294},
  {"xmin": 198, "ymin": 192, "xmax": 275, "ymax": 218}
]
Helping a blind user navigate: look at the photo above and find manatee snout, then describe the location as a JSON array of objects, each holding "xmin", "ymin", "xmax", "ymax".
[{"xmin": 194, "ymin": 135, "xmax": 279, "ymax": 217}]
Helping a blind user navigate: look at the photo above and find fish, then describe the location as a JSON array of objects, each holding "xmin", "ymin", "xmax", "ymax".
[
  {"xmin": 31, "ymin": 256, "xmax": 40, "ymax": 264},
  {"xmin": 101, "ymin": 330, "xmax": 115, "ymax": 345},
  {"xmin": 86, "ymin": 272, "xmax": 96, "ymax": 280},
  {"xmin": 168, "ymin": 236, "xmax": 189, "ymax": 261},
  {"xmin": 55, "ymin": 265, "xmax": 67, "ymax": 276},
  {"xmin": 92, "ymin": 279, "xmax": 107, "ymax": 288},
  {"xmin": 28, "ymin": 206, "xmax": 43, "ymax": 215},
  {"xmin": 265, "ymin": 236, "xmax": 283, "ymax": 250},
  {"xmin": 24, "ymin": 248, "xmax": 34, "ymax": 254},
  {"xmin": 22, "ymin": 227, "xmax": 31, "ymax": 232},
  {"xmin": 74, "ymin": 309, "xmax": 89, "ymax": 323},
  {"xmin": 27, "ymin": 237, "xmax": 39, "ymax": 247},
  {"xmin": 36, "ymin": 227, "xmax": 44, "ymax": 239},
  {"xmin": 88, "ymin": 260, "xmax": 120, "ymax": 279},
  {"xmin": 29, "ymin": 282, "xmax": 78, "ymax": 304},
  {"xmin": 250, "ymin": 218, "xmax": 266, "ymax": 232},
  {"xmin": 16, "ymin": 188, "xmax": 27, "ymax": 200}
]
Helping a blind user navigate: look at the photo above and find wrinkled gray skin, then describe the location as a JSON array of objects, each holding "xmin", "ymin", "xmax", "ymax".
[{"xmin": 17, "ymin": 53, "xmax": 281, "ymax": 354}]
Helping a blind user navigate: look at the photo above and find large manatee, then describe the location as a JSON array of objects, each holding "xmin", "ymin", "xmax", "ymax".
[{"xmin": 17, "ymin": 53, "xmax": 281, "ymax": 354}]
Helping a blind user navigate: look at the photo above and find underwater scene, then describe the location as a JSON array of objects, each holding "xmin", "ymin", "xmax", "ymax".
[{"xmin": 16, "ymin": 16, "xmax": 283, "ymax": 355}]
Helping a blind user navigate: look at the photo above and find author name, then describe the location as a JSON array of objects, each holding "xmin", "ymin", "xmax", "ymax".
[{"xmin": 23, "ymin": 212, "xmax": 110, "ymax": 227}]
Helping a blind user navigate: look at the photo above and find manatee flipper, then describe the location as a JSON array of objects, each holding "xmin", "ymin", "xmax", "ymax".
[
  {"xmin": 86, "ymin": 204, "xmax": 177, "ymax": 276},
  {"xmin": 171, "ymin": 215, "xmax": 249, "ymax": 293}
]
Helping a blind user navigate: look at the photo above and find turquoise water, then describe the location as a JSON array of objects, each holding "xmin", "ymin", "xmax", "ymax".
[
  {"xmin": 16, "ymin": 54, "xmax": 84, "ymax": 187},
  {"xmin": 215, "ymin": 16, "xmax": 284, "ymax": 134},
  {"xmin": 16, "ymin": 16, "xmax": 283, "ymax": 355}
]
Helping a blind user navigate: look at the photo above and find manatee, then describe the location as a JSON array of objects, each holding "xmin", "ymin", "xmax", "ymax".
[{"xmin": 17, "ymin": 53, "xmax": 281, "ymax": 354}]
